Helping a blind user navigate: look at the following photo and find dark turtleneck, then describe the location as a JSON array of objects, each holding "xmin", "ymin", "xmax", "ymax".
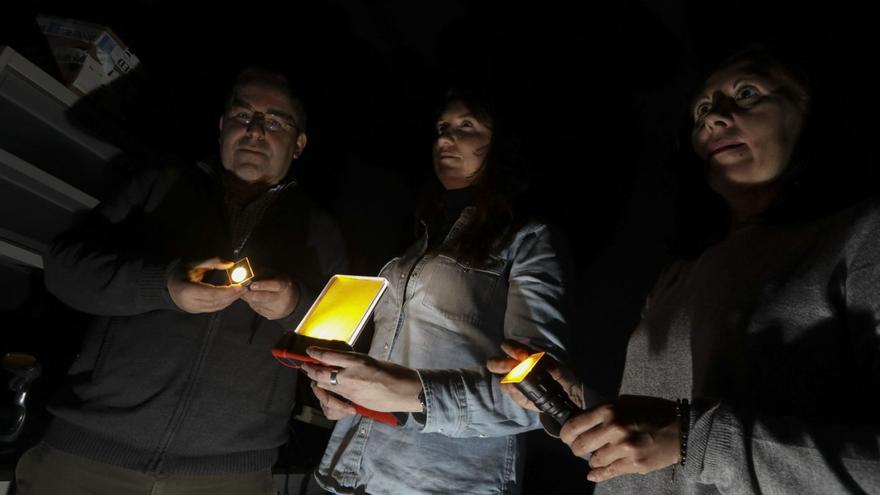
[{"xmin": 431, "ymin": 186, "xmax": 473, "ymax": 246}]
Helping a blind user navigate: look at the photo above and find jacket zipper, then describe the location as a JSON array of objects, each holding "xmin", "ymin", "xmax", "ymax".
[{"xmin": 146, "ymin": 311, "xmax": 222, "ymax": 473}]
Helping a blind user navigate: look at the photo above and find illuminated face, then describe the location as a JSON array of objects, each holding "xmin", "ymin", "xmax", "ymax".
[
  {"xmin": 432, "ymin": 100, "xmax": 493, "ymax": 190},
  {"xmin": 691, "ymin": 61, "xmax": 807, "ymax": 195},
  {"xmin": 219, "ymin": 83, "xmax": 307, "ymax": 185}
]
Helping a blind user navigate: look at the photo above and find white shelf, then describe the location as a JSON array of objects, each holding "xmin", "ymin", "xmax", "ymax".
[
  {"xmin": 0, "ymin": 46, "xmax": 119, "ymax": 271},
  {"xmin": 0, "ymin": 46, "xmax": 119, "ymax": 162},
  {"xmin": 0, "ymin": 237, "xmax": 42, "ymax": 269},
  {"xmin": 0, "ymin": 147, "xmax": 98, "ymax": 211}
]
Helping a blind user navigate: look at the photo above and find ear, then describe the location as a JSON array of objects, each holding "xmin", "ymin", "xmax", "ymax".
[{"xmin": 293, "ymin": 132, "xmax": 308, "ymax": 159}]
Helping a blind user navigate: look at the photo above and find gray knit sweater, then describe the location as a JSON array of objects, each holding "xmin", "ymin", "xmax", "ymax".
[{"xmin": 596, "ymin": 199, "xmax": 880, "ymax": 494}]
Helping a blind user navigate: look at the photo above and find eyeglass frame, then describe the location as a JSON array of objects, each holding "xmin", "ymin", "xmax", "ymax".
[{"xmin": 225, "ymin": 96, "xmax": 300, "ymax": 134}]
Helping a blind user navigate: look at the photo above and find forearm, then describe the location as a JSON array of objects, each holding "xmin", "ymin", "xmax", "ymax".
[
  {"xmin": 44, "ymin": 232, "xmax": 176, "ymax": 316},
  {"xmin": 413, "ymin": 367, "xmax": 540, "ymax": 437}
]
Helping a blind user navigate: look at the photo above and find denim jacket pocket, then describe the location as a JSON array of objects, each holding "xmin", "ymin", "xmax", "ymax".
[{"xmin": 420, "ymin": 254, "xmax": 506, "ymax": 325}]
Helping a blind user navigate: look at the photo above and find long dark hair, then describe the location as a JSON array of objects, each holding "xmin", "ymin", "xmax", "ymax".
[
  {"xmin": 416, "ymin": 89, "xmax": 527, "ymax": 266},
  {"xmin": 670, "ymin": 45, "xmax": 870, "ymax": 258}
]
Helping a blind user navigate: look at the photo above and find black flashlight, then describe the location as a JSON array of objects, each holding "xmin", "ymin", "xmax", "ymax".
[{"xmin": 501, "ymin": 352, "xmax": 581, "ymax": 435}]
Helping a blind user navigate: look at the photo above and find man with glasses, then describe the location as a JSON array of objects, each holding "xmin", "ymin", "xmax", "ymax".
[{"xmin": 15, "ymin": 68, "xmax": 346, "ymax": 495}]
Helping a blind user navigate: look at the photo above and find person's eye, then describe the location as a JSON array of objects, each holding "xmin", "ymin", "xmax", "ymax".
[
  {"xmin": 693, "ymin": 101, "xmax": 711, "ymax": 121},
  {"xmin": 436, "ymin": 123, "xmax": 449, "ymax": 135},
  {"xmin": 735, "ymin": 85, "xmax": 761, "ymax": 103},
  {"xmin": 460, "ymin": 120, "xmax": 474, "ymax": 128},
  {"xmin": 233, "ymin": 111, "xmax": 252, "ymax": 123},
  {"xmin": 264, "ymin": 118, "xmax": 282, "ymax": 131}
]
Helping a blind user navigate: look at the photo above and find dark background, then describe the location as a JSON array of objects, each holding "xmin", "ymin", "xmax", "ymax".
[{"xmin": 2, "ymin": 1, "xmax": 879, "ymax": 492}]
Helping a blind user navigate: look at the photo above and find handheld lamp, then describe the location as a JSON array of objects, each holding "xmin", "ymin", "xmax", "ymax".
[
  {"xmin": 501, "ymin": 352, "xmax": 581, "ymax": 432},
  {"xmin": 272, "ymin": 275, "xmax": 403, "ymax": 426}
]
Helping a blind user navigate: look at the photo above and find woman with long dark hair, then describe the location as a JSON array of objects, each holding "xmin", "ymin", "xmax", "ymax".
[
  {"xmin": 494, "ymin": 46, "xmax": 880, "ymax": 494},
  {"xmin": 302, "ymin": 90, "xmax": 572, "ymax": 494}
]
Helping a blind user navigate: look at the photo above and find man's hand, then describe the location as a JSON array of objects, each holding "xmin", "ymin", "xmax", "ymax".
[
  {"xmin": 240, "ymin": 275, "xmax": 299, "ymax": 320},
  {"xmin": 560, "ymin": 395, "xmax": 681, "ymax": 482},
  {"xmin": 167, "ymin": 257, "xmax": 245, "ymax": 313}
]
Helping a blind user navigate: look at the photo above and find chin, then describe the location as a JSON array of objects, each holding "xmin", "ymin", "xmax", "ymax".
[{"xmin": 233, "ymin": 165, "xmax": 267, "ymax": 182}]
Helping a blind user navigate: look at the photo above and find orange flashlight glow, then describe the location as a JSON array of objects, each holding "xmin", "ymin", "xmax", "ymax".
[{"xmin": 501, "ymin": 352, "xmax": 545, "ymax": 384}]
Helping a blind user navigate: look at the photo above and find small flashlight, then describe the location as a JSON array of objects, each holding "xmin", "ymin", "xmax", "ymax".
[
  {"xmin": 501, "ymin": 352, "xmax": 581, "ymax": 434},
  {"xmin": 227, "ymin": 257, "xmax": 254, "ymax": 286}
]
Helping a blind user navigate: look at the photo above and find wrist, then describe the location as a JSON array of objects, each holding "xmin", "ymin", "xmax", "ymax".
[
  {"xmin": 403, "ymin": 369, "xmax": 425, "ymax": 412},
  {"xmin": 417, "ymin": 387, "xmax": 426, "ymax": 414},
  {"xmin": 676, "ymin": 398, "xmax": 690, "ymax": 466}
]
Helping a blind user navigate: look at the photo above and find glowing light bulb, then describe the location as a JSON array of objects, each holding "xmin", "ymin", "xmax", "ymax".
[
  {"xmin": 226, "ymin": 257, "xmax": 254, "ymax": 285},
  {"xmin": 230, "ymin": 266, "xmax": 248, "ymax": 283}
]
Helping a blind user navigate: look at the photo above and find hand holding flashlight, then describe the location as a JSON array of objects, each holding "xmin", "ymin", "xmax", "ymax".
[
  {"xmin": 241, "ymin": 274, "xmax": 300, "ymax": 320},
  {"xmin": 560, "ymin": 395, "xmax": 681, "ymax": 482},
  {"xmin": 167, "ymin": 257, "xmax": 246, "ymax": 313},
  {"xmin": 488, "ymin": 341, "xmax": 585, "ymax": 413}
]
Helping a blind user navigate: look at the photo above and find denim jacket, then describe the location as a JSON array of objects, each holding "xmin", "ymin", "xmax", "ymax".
[{"xmin": 315, "ymin": 208, "xmax": 570, "ymax": 494}]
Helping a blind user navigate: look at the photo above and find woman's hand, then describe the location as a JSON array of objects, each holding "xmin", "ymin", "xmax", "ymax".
[
  {"xmin": 486, "ymin": 340, "xmax": 585, "ymax": 410},
  {"xmin": 310, "ymin": 381, "xmax": 357, "ymax": 420},
  {"xmin": 561, "ymin": 395, "xmax": 681, "ymax": 482},
  {"xmin": 301, "ymin": 347, "xmax": 423, "ymax": 413}
]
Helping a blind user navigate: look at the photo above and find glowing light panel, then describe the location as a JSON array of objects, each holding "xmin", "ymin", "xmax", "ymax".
[{"xmin": 295, "ymin": 275, "xmax": 387, "ymax": 345}]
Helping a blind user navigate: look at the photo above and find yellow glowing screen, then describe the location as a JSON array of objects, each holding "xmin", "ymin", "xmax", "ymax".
[
  {"xmin": 295, "ymin": 275, "xmax": 388, "ymax": 344},
  {"xmin": 501, "ymin": 352, "xmax": 545, "ymax": 384},
  {"xmin": 226, "ymin": 257, "xmax": 254, "ymax": 285}
]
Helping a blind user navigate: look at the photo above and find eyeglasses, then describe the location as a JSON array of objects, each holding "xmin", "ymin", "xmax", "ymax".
[{"xmin": 228, "ymin": 110, "xmax": 298, "ymax": 133}]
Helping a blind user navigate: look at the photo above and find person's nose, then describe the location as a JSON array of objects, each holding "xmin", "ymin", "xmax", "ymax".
[
  {"xmin": 702, "ymin": 96, "xmax": 736, "ymax": 132},
  {"xmin": 436, "ymin": 129, "xmax": 455, "ymax": 147},
  {"xmin": 245, "ymin": 114, "xmax": 267, "ymax": 139}
]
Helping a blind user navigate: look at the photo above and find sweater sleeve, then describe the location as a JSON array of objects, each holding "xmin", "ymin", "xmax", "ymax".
[
  {"xmin": 43, "ymin": 168, "xmax": 180, "ymax": 316},
  {"xmin": 683, "ymin": 205, "xmax": 880, "ymax": 494}
]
